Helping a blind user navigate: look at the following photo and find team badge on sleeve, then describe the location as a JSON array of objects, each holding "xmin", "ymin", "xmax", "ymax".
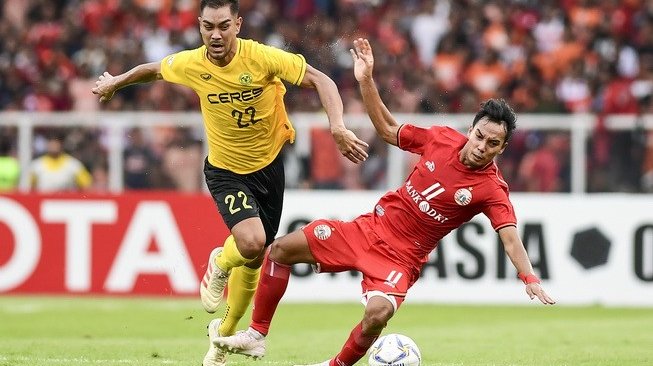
[
  {"xmin": 454, "ymin": 188, "xmax": 472, "ymax": 206},
  {"xmin": 314, "ymin": 224, "xmax": 332, "ymax": 240}
]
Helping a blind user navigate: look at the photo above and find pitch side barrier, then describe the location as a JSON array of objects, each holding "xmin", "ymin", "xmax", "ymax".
[
  {"xmin": 1, "ymin": 192, "xmax": 652, "ymax": 306},
  {"xmin": 2, "ymin": 111, "xmax": 653, "ymax": 193}
]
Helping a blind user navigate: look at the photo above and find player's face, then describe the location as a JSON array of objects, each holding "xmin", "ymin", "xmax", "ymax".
[
  {"xmin": 198, "ymin": 5, "xmax": 242, "ymax": 66},
  {"xmin": 46, "ymin": 139, "xmax": 63, "ymax": 157},
  {"xmin": 461, "ymin": 118, "xmax": 507, "ymax": 169}
]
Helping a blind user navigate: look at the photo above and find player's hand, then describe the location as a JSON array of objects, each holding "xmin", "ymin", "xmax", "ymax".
[
  {"xmin": 331, "ymin": 127, "xmax": 369, "ymax": 164},
  {"xmin": 350, "ymin": 38, "xmax": 374, "ymax": 82},
  {"xmin": 526, "ymin": 283, "xmax": 556, "ymax": 305},
  {"xmin": 92, "ymin": 72, "xmax": 116, "ymax": 102}
]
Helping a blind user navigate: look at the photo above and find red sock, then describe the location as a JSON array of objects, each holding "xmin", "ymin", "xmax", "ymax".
[
  {"xmin": 250, "ymin": 253, "xmax": 290, "ymax": 336},
  {"xmin": 331, "ymin": 322, "xmax": 379, "ymax": 366}
]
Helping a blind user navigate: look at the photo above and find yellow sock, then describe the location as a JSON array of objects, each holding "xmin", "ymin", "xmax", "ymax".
[
  {"xmin": 218, "ymin": 265, "xmax": 261, "ymax": 336},
  {"xmin": 215, "ymin": 235, "xmax": 249, "ymax": 272}
]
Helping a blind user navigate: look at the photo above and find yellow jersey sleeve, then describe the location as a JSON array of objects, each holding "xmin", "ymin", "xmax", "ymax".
[
  {"xmin": 157, "ymin": 40, "xmax": 308, "ymax": 174},
  {"xmin": 160, "ymin": 49, "xmax": 196, "ymax": 88},
  {"xmin": 255, "ymin": 42, "xmax": 307, "ymax": 86}
]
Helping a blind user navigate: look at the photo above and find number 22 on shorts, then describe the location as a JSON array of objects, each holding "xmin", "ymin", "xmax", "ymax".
[{"xmin": 224, "ymin": 191, "xmax": 253, "ymax": 214}]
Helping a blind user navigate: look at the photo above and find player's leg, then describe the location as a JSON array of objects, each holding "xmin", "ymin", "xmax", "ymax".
[
  {"xmin": 251, "ymin": 229, "xmax": 316, "ymax": 332},
  {"xmin": 202, "ymin": 159, "xmax": 268, "ymax": 313},
  {"xmin": 330, "ymin": 296, "xmax": 395, "ymax": 366},
  {"xmin": 324, "ymin": 241, "xmax": 413, "ymax": 366},
  {"xmin": 201, "ymin": 221, "xmax": 265, "ymax": 313},
  {"xmin": 201, "ymin": 160, "xmax": 268, "ymax": 365},
  {"xmin": 218, "ymin": 154, "xmax": 285, "ymax": 335},
  {"xmin": 201, "ymin": 230, "xmax": 265, "ymax": 365},
  {"xmin": 295, "ymin": 296, "xmax": 396, "ymax": 366},
  {"xmin": 213, "ymin": 229, "xmax": 315, "ymax": 356},
  {"xmin": 217, "ymin": 254, "xmax": 263, "ymax": 336}
]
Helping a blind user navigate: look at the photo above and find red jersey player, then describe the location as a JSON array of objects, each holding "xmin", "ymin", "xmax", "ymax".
[{"xmin": 213, "ymin": 38, "xmax": 556, "ymax": 365}]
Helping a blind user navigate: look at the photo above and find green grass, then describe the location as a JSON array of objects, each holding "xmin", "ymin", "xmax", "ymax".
[{"xmin": 0, "ymin": 297, "xmax": 652, "ymax": 366}]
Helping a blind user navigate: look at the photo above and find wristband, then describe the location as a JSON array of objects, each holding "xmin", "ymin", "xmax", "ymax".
[{"xmin": 518, "ymin": 273, "xmax": 540, "ymax": 285}]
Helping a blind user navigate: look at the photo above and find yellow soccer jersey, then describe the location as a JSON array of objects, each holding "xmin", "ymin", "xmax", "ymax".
[{"xmin": 160, "ymin": 38, "xmax": 307, "ymax": 174}]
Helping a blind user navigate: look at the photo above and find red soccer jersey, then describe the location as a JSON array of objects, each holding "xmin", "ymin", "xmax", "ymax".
[{"xmin": 367, "ymin": 124, "xmax": 516, "ymax": 269}]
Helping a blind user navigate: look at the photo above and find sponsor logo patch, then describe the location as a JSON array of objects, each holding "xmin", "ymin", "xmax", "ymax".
[
  {"xmin": 454, "ymin": 188, "xmax": 473, "ymax": 206},
  {"xmin": 314, "ymin": 224, "xmax": 332, "ymax": 240},
  {"xmin": 200, "ymin": 73, "xmax": 212, "ymax": 80},
  {"xmin": 418, "ymin": 201, "xmax": 430, "ymax": 212},
  {"xmin": 426, "ymin": 161, "xmax": 435, "ymax": 172}
]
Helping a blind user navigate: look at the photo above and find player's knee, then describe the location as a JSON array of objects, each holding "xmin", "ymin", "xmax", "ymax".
[
  {"xmin": 234, "ymin": 232, "xmax": 266, "ymax": 259},
  {"xmin": 362, "ymin": 303, "xmax": 394, "ymax": 334},
  {"xmin": 268, "ymin": 239, "xmax": 290, "ymax": 263}
]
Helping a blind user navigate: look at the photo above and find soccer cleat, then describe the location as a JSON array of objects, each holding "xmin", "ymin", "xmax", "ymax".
[
  {"xmin": 213, "ymin": 329, "xmax": 266, "ymax": 359},
  {"xmin": 200, "ymin": 247, "xmax": 230, "ymax": 313},
  {"xmin": 293, "ymin": 360, "xmax": 331, "ymax": 366},
  {"xmin": 202, "ymin": 318, "xmax": 227, "ymax": 366}
]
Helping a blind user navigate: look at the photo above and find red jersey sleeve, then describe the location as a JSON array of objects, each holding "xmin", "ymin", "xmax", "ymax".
[
  {"xmin": 398, "ymin": 124, "xmax": 449, "ymax": 155},
  {"xmin": 482, "ymin": 186, "xmax": 517, "ymax": 231}
]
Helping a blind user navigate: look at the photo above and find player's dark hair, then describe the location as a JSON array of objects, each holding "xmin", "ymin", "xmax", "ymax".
[
  {"xmin": 200, "ymin": 0, "xmax": 239, "ymax": 16},
  {"xmin": 472, "ymin": 98, "xmax": 517, "ymax": 143}
]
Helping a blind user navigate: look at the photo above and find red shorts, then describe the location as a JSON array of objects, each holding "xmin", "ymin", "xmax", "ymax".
[{"xmin": 301, "ymin": 215, "xmax": 420, "ymax": 310}]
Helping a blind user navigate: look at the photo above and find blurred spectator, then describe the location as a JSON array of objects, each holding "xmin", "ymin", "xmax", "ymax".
[
  {"xmin": 517, "ymin": 133, "xmax": 570, "ymax": 192},
  {"xmin": 123, "ymin": 127, "xmax": 159, "ymax": 190},
  {"xmin": 359, "ymin": 135, "xmax": 387, "ymax": 190},
  {"xmin": 28, "ymin": 132, "xmax": 92, "ymax": 192},
  {"xmin": 0, "ymin": 134, "xmax": 20, "ymax": 192},
  {"xmin": 1, "ymin": 0, "xmax": 652, "ymax": 192},
  {"xmin": 556, "ymin": 60, "xmax": 592, "ymax": 113},
  {"xmin": 410, "ymin": 0, "xmax": 450, "ymax": 68},
  {"xmin": 464, "ymin": 49, "xmax": 509, "ymax": 102},
  {"xmin": 309, "ymin": 127, "xmax": 344, "ymax": 189},
  {"xmin": 161, "ymin": 127, "xmax": 203, "ymax": 192}
]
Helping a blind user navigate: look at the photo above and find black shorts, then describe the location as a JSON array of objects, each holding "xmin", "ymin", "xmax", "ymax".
[{"xmin": 204, "ymin": 155, "xmax": 284, "ymax": 246}]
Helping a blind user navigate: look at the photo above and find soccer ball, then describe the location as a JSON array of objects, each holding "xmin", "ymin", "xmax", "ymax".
[{"xmin": 368, "ymin": 333, "xmax": 421, "ymax": 366}]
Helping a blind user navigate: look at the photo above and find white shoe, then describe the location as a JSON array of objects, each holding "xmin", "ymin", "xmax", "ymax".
[
  {"xmin": 214, "ymin": 328, "xmax": 266, "ymax": 359},
  {"xmin": 293, "ymin": 360, "xmax": 331, "ymax": 366},
  {"xmin": 200, "ymin": 247, "xmax": 230, "ymax": 313},
  {"xmin": 202, "ymin": 318, "xmax": 227, "ymax": 366}
]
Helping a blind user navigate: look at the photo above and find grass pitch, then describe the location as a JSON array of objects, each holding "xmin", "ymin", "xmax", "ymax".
[{"xmin": 0, "ymin": 297, "xmax": 651, "ymax": 366}]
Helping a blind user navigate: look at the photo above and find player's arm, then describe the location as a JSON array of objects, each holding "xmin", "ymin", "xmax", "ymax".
[
  {"xmin": 300, "ymin": 64, "xmax": 368, "ymax": 164},
  {"xmin": 351, "ymin": 38, "xmax": 400, "ymax": 147},
  {"xmin": 92, "ymin": 62, "xmax": 163, "ymax": 102},
  {"xmin": 74, "ymin": 165, "xmax": 93, "ymax": 191},
  {"xmin": 498, "ymin": 225, "xmax": 556, "ymax": 305}
]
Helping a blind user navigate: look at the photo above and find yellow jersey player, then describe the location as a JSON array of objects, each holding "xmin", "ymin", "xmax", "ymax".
[
  {"xmin": 92, "ymin": 1, "xmax": 369, "ymax": 365},
  {"xmin": 28, "ymin": 133, "xmax": 92, "ymax": 192}
]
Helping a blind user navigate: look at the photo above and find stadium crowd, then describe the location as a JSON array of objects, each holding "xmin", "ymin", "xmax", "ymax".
[{"xmin": 1, "ymin": 0, "xmax": 653, "ymax": 192}]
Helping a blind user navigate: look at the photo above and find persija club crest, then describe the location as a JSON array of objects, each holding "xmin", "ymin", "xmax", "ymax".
[
  {"xmin": 454, "ymin": 188, "xmax": 472, "ymax": 206},
  {"xmin": 314, "ymin": 224, "xmax": 332, "ymax": 240}
]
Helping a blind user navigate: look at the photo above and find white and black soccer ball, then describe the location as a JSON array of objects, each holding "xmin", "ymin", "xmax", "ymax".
[{"xmin": 368, "ymin": 333, "xmax": 421, "ymax": 366}]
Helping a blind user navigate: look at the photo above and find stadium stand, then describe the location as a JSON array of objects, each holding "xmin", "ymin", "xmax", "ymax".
[{"xmin": 1, "ymin": 0, "xmax": 652, "ymax": 192}]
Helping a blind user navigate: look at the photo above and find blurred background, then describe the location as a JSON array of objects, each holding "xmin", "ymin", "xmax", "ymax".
[
  {"xmin": 1, "ymin": 0, "xmax": 653, "ymax": 303},
  {"xmin": 0, "ymin": 0, "xmax": 652, "ymax": 194}
]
